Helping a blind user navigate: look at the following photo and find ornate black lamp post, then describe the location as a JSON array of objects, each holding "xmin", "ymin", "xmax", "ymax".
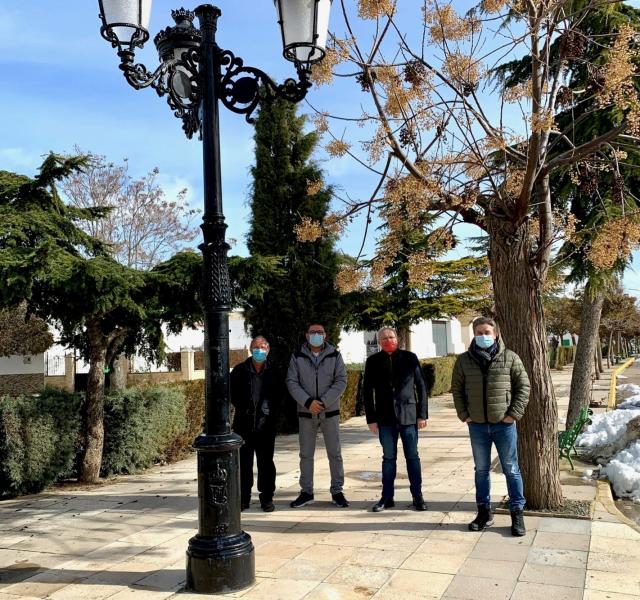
[{"xmin": 97, "ymin": 0, "xmax": 331, "ymax": 593}]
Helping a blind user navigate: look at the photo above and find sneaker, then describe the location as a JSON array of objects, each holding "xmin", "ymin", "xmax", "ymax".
[
  {"xmin": 290, "ymin": 491, "xmax": 314, "ymax": 508},
  {"xmin": 412, "ymin": 495, "xmax": 428, "ymax": 511},
  {"xmin": 510, "ymin": 509, "xmax": 526, "ymax": 537},
  {"xmin": 261, "ymin": 500, "xmax": 275, "ymax": 513},
  {"xmin": 332, "ymin": 492, "xmax": 350, "ymax": 508},
  {"xmin": 468, "ymin": 505, "xmax": 494, "ymax": 531},
  {"xmin": 372, "ymin": 497, "xmax": 395, "ymax": 512}
]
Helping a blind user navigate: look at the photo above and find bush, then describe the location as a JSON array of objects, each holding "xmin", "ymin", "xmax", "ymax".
[
  {"xmin": 341, "ymin": 369, "xmax": 363, "ymax": 422},
  {"xmin": 421, "ymin": 355, "xmax": 457, "ymax": 397},
  {"xmin": 164, "ymin": 380, "xmax": 205, "ymax": 461},
  {"xmin": 101, "ymin": 386, "xmax": 187, "ymax": 477},
  {"xmin": 0, "ymin": 389, "xmax": 83, "ymax": 498}
]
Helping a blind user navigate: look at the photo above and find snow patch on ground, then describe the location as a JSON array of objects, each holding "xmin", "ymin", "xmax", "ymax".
[
  {"xmin": 577, "ymin": 410, "xmax": 640, "ymax": 447},
  {"xmin": 601, "ymin": 441, "xmax": 640, "ymax": 503},
  {"xmin": 617, "ymin": 383, "xmax": 640, "ymax": 394},
  {"xmin": 619, "ymin": 395, "xmax": 640, "ymax": 410}
]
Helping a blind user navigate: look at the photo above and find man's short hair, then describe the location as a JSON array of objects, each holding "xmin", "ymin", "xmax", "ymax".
[
  {"xmin": 377, "ymin": 326, "xmax": 397, "ymax": 341},
  {"xmin": 250, "ymin": 335, "xmax": 269, "ymax": 348},
  {"xmin": 472, "ymin": 317, "xmax": 499, "ymax": 334}
]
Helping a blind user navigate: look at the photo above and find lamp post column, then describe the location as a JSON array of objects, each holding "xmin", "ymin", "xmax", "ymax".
[{"xmin": 185, "ymin": 4, "xmax": 255, "ymax": 593}]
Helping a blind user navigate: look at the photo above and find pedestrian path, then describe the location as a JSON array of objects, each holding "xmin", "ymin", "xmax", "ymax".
[{"xmin": 0, "ymin": 365, "xmax": 639, "ymax": 599}]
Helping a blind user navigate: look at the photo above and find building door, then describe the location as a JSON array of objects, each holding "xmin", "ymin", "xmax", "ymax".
[{"xmin": 432, "ymin": 321, "xmax": 449, "ymax": 356}]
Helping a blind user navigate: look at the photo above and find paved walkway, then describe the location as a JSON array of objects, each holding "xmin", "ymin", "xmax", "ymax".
[{"xmin": 1, "ymin": 365, "xmax": 639, "ymax": 600}]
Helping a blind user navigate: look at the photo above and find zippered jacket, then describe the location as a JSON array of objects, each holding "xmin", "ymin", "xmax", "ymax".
[
  {"xmin": 230, "ymin": 358, "xmax": 279, "ymax": 435},
  {"xmin": 363, "ymin": 349, "xmax": 428, "ymax": 426},
  {"xmin": 286, "ymin": 342, "xmax": 347, "ymax": 414},
  {"xmin": 451, "ymin": 338, "xmax": 530, "ymax": 423}
]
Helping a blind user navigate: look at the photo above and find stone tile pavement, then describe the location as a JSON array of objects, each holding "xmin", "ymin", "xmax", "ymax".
[{"xmin": 1, "ymin": 365, "xmax": 639, "ymax": 599}]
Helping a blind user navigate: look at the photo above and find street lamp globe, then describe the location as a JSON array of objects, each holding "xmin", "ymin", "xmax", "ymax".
[
  {"xmin": 98, "ymin": 0, "xmax": 152, "ymax": 52},
  {"xmin": 275, "ymin": 0, "xmax": 332, "ymax": 70}
]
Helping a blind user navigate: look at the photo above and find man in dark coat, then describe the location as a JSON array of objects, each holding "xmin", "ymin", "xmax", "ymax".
[
  {"xmin": 451, "ymin": 317, "xmax": 530, "ymax": 536},
  {"xmin": 363, "ymin": 327, "xmax": 428, "ymax": 512},
  {"xmin": 230, "ymin": 335, "xmax": 279, "ymax": 512}
]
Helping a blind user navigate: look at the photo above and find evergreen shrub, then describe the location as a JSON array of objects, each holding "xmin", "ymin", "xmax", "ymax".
[
  {"xmin": 164, "ymin": 380, "xmax": 205, "ymax": 461},
  {"xmin": 101, "ymin": 386, "xmax": 186, "ymax": 477},
  {"xmin": 0, "ymin": 388, "xmax": 82, "ymax": 498},
  {"xmin": 421, "ymin": 355, "xmax": 458, "ymax": 397},
  {"xmin": 340, "ymin": 368, "xmax": 363, "ymax": 422}
]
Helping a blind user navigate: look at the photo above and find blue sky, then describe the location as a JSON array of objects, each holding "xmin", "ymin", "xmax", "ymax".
[
  {"xmin": 0, "ymin": 0, "xmax": 375, "ymax": 256},
  {"xmin": 2, "ymin": 1, "xmax": 640, "ymax": 291}
]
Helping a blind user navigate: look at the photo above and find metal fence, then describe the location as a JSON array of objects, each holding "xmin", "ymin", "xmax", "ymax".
[{"xmin": 45, "ymin": 354, "xmax": 65, "ymax": 376}]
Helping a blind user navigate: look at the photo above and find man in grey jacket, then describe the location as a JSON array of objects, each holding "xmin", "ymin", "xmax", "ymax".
[{"xmin": 286, "ymin": 323, "xmax": 349, "ymax": 508}]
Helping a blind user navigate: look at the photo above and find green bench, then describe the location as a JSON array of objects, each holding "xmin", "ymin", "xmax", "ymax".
[{"xmin": 559, "ymin": 406, "xmax": 592, "ymax": 469}]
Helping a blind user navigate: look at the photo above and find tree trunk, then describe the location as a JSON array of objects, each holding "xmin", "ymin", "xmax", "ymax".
[
  {"xmin": 596, "ymin": 339, "xmax": 604, "ymax": 373},
  {"xmin": 608, "ymin": 331, "xmax": 614, "ymax": 366},
  {"xmin": 593, "ymin": 348, "xmax": 600, "ymax": 380},
  {"xmin": 109, "ymin": 354, "xmax": 128, "ymax": 391},
  {"xmin": 397, "ymin": 326, "xmax": 411, "ymax": 351},
  {"xmin": 79, "ymin": 321, "xmax": 107, "ymax": 483},
  {"xmin": 487, "ymin": 216, "xmax": 562, "ymax": 510},
  {"xmin": 567, "ymin": 284, "xmax": 604, "ymax": 427}
]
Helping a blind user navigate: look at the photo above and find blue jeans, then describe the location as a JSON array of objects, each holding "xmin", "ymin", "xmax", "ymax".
[
  {"xmin": 468, "ymin": 422, "xmax": 526, "ymax": 511},
  {"xmin": 378, "ymin": 424, "xmax": 422, "ymax": 499}
]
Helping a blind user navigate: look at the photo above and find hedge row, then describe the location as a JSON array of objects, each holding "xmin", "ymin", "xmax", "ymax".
[
  {"xmin": 0, "ymin": 385, "xmax": 197, "ymax": 498},
  {"xmin": 548, "ymin": 345, "xmax": 576, "ymax": 369},
  {"xmin": 0, "ymin": 388, "xmax": 82, "ymax": 497}
]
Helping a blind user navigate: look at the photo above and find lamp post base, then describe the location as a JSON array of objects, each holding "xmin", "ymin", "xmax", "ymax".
[
  {"xmin": 186, "ymin": 532, "xmax": 255, "ymax": 593},
  {"xmin": 186, "ymin": 435, "xmax": 255, "ymax": 593}
]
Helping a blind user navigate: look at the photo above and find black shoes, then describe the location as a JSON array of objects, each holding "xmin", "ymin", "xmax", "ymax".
[
  {"xmin": 261, "ymin": 500, "xmax": 275, "ymax": 512},
  {"xmin": 412, "ymin": 495, "xmax": 428, "ymax": 511},
  {"xmin": 372, "ymin": 497, "xmax": 395, "ymax": 512},
  {"xmin": 332, "ymin": 492, "xmax": 350, "ymax": 508},
  {"xmin": 290, "ymin": 491, "xmax": 315, "ymax": 508},
  {"xmin": 469, "ymin": 505, "xmax": 494, "ymax": 531},
  {"xmin": 511, "ymin": 509, "xmax": 526, "ymax": 536}
]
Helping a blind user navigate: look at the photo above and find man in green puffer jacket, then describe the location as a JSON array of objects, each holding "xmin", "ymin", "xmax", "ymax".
[{"xmin": 451, "ymin": 317, "xmax": 530, "ymax": 537}]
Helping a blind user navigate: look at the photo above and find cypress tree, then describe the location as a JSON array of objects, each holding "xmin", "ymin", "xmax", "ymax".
[{"xmin": 243, "ymin": 98, "xmax": 341, "ymax": 426}]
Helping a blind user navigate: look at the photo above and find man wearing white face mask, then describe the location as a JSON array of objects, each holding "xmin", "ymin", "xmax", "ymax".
[
  {"xmin": 230, "ymin": 336, "xmax": 279, "ymax": 512},
  {"xmin": 286, "ymin": 323, "xmax": 348, "ymax": 508},
  {"xmin": 451, "ymin": 317, "xmax": 530, "ymax": 536}
]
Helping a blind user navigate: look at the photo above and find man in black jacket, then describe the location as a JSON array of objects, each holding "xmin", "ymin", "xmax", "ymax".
[
  {"xmin": 230, "ymin": 336, "xmax": 279, "ymax": 512},
  {"xmin": 363, "ymin": 327, "xmax": 428, "ymax": 512}
]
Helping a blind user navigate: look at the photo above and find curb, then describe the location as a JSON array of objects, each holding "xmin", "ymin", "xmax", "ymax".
[
  {"xmin": 607, "ymin": 357, "xmax": 635, "ymax": 409},
  {"xmin": 596, "ymin": 479, "xmax": 640, "ymax": 534}
]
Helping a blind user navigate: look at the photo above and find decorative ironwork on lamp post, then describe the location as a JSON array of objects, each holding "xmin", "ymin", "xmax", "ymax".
[{"xmin": 97, "ymin": 0, "xmax": 332, "ymax": 593}]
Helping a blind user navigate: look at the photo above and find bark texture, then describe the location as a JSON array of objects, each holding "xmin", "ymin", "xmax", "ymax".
[
  {"xmin": 79, "ymin": 320, "xmax": 107, "ymax": 483},
  {"xmin": 567, "ymin": 285, "xmax": 604, "ymax": 427},
  {"xmin": 487, "ymin": 216, "xmax": 563, "ymax": 509}
]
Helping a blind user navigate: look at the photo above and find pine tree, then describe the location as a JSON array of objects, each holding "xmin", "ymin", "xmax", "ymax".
[{"xmin": 241, "ymin": 98, "xmax": 341, "ymax": 427}]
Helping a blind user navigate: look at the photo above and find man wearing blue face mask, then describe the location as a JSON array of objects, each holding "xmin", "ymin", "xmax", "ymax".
[
  {"xmin": 451, "ymin": 317, "xmax": 530, "ymax": 537},
  {"xmin": 230, "ymin": 335, "xmax": 279, "ymax": 512},
  {"xmin": 286, "ymin": 323, "xmax": 349, "ymax": 508}
]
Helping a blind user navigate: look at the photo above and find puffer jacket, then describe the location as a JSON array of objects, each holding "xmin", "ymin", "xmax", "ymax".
[
  {"xmin": 286, "ymin": 342, "xmax": 347, "ymax": 414},
  {"xmin": 451, "ymin": 338, "xmax": 530, "ymax": 423}
]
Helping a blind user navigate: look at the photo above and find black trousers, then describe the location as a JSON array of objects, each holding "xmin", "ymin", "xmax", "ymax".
[{"xmin": 239, "ymin": 429, "xmax": 276, "ymax": 504}]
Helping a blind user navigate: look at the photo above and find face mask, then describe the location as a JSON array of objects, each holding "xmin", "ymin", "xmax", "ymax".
[
  {"xmin": 309, "ymin": 333, "xmax": 325, "ymax": 347},
  {"xmin": 380, "ymin": 339, "xmax": 398, "ymax": 353},
  {"xmin": 474, "ymin": 335, "xmax": 495, "ymax": 349},
  {"xmin": 252, "ymin": 348, "xmax": 267, "ymax": 363}
]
